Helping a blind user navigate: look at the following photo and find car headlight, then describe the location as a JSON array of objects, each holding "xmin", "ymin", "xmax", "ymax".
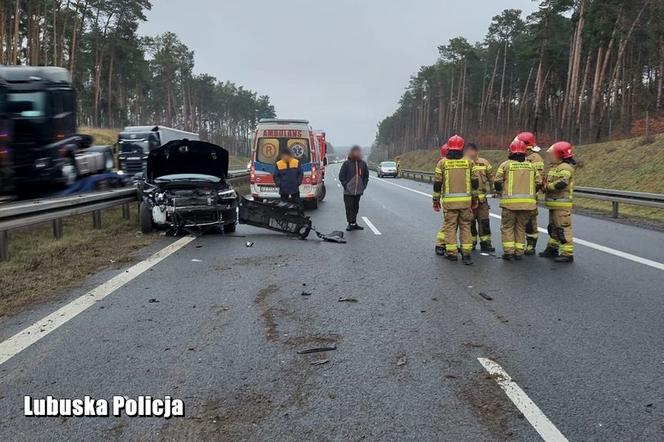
[{"xmin": 218, "ymin": 189, "xmax": 237, "ymax": 199}]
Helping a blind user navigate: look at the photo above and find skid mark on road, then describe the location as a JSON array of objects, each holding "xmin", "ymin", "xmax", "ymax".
[
  {"xmin": 478, "ymin": 358, "xmax": 569, "ymax": 442},
  {"xmin": 373, "ymin": 176, "xmax": 664, "ymax": 271},
  {"xmin": 0, "ymin": 236, "xmax": 195, "ymax": 367},
  {"xmin": 361, "ymin": 216, "xmax": 382, "ymax": 235}
]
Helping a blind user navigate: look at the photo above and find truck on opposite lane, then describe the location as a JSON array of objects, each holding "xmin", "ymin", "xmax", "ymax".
[{"xmin": 117, "ymin": 126, "xmax": 199, "ymax": 177}]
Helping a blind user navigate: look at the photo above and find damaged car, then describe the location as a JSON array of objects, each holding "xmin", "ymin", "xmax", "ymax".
[{"xmin": 137, "ymin": 140, "xmax": 238, "ymax": 234}]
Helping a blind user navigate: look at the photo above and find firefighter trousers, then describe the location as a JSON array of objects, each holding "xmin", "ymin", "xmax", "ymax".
[
  {"xmin": 547, "ymin": 209, "xmax": 574, "ymax": 256},
  {"xmin": 471, "ymin": 199, "xmax": 492, "ymax": 243},
  {"xmin": 500, "ymin": 209, "xmax": 530, "ymax": 255},
  {"xmin": 444, "ymin": 208, "xmax": 473, "ymax": 254},
  {"xmin": 435, "ymin": 212, "xmax": 446, "ymax": 248},
  {"xmin": 525, "ymin": 208, "xmax": 539, "ymax": 252}
]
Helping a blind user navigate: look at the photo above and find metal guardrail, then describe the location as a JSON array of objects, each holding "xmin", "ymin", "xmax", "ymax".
[
  {"xmin": 0, "ymin": 170, "xmax": 250, "ymax": 261},
  {"xmin": 398, "ymin": 168, "xmax": 664, "ymax": 217}
]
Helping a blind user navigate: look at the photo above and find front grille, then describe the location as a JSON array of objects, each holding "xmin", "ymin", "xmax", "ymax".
[{"xmin": 123, "ymin": 159, "xmax": 145, "ymax": 175}]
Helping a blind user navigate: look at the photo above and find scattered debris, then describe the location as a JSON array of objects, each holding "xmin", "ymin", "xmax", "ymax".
[
  {"xmin": 420, "ymin": 310, "xmax": 427, "ymax": 313},
  {"xmin": 314, "ymin": 229, "xmax": 347, "ymax": 243},
  {"xmin": 478, "ymin": 292, "xmax": 493, "ymax": 301},
  {"xmin": 195, "ymin": 245, "xmax": 203, "ymax": 249},
  {"xmin": 297, "ymin": 346, "xmax": 337, "ymax": 354},
  {"xmin": 444, "ymin": 374, "xmax": 458, "ymax": 379},
  {"xmin": 301, "ymin": 291, "xmax": 312, "ymax": 297},
  {"xmin": 191, "ymin": 259, "xmax": 202, "ymax": 263},
  {"xmin": 397, "ymin": 356, "xmax": 408, "ymax": 366},
  {"xmin": 245, "ymin": 241, "xmax": 254, "ymax": 248},
  {"xmin": 148, "ymin": 298, "xmax": 159, "ymax": 303},
  {"xmin": 310, "ymin": 359, "xmax": 330, "ymax": 366},
  {"xmin": 338, "ymin": 297, "xmax": 358, "ymax": 303}
]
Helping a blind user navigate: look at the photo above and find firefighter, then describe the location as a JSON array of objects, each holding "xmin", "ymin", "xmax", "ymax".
[
  {"xmin": 494, "ymin": 139, "xmax": 542, "ymax": 261},
  {"xmin": 540, "ymin": 141, "xmax": 576, "ymax": 263},
  {"xmin": 464, "ymin": 142, "xmax": 495, "ymax": 252},
  {"xmin": 516, "ymin": 132, "xmax": 545, "ymax": 255},
  {"xmin": 433, "ymin": 136, "xmax": 476, "ymax": 265},
  {"xmin": 434, "ymin": 144, "xmax": 449, "ymax": 255}
]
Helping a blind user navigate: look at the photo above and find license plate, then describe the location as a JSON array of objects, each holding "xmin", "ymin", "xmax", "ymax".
[
  {"xmin": 259, "ymin": 186, "xmax": 279, "ymax": 193},
  {"xmin": 127, "ymin": 157, "xmax": 143, "ymax": 161}
]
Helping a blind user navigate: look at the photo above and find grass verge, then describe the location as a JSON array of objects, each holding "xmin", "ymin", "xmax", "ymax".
[{"xmin": 0, "ymin": 207, "xmax": 160, "ymax": 318}]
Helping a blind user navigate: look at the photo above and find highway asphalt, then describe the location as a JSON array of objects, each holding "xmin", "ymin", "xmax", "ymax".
[{"xmin": 0, "ymin": 163, "xmax": 662, "ymax": 441}]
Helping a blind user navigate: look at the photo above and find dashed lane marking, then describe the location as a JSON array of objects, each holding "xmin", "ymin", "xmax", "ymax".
[
  {"xmin": 361, "ymin": 216, "xmax": 382, "ymax": 235},
  {"xmin": 478, "ymin": 358, "xmax": 569, "ymax": 442},
  {"xmin": 0, "ymin": 236, "xmax": 196, "ymax": 367},
  {"xmin": 373, "ymin": 176, "xmax": 664, "ymax": 271}
]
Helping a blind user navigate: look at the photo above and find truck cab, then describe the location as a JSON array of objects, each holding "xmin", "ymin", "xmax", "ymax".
[
  {"xmin": 117, "ymin": 126, "xmax": 199, "ymax": 176},
  {"xmin": 249, "ymin": 119, "xmax": 326, "ymax": 209},
  {"xmin": 0, "ymin": 66, "xmax": 113, "ymax": 194}
]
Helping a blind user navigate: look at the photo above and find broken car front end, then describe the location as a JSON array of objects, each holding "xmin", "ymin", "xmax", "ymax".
[{"xmin": 139, "ymin": 140, "xmax": 238, "ymax": 234}]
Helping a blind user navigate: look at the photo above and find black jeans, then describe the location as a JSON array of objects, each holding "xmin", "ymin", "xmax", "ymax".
[{"xmin": 343, "ymin": 194, "xmax": 361, "ymax": 224}]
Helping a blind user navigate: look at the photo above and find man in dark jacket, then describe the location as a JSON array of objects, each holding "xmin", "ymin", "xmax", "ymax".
[
  {"xmin": 338, "ymin": 145, "xmax": 369, "ymax": 231},
  {"xmin": 273, "ymin": 148, "xmax": 303, "ymax": 208}
]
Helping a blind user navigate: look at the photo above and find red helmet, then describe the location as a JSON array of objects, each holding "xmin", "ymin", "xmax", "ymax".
[
  {"xmin": 440, "ymin": 144, "xmax": 449, "ymax": 158},
  {"xmin": 548, "ymin": 141, "xmax": 573, "ymax": 159},
  {"xmin": 517, "ymin": 132, "xmax": 537, "ymax": 148},
  {"xmin": 447, "ymin": 135, "xmax": 465, "ymax": 151},
  {"xmin": 509, "ymin": 139, "xmax": 528, "ymax": 155}
]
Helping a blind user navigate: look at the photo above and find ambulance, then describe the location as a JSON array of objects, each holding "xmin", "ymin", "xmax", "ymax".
[{"xmin": 249, "ymin": 119, "xmax": 326, "ymax": 209}]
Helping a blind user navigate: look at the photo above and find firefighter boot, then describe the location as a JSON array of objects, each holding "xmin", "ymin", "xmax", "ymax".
[
  {"xmin": 462, "ymin": 254, "xmax": 474, "ymax": 265},
  {"xmin": 539, "ymin": 247, "xmax": 559, "ymax": 259},
  {"xmin": 524, "ymin": 237, "xmax": 537, "ymax": 256},
  {"xmin": 480, "ymin": 241, "xmax": 495, "ymax": 253},
  {"xmin": 444, "ymin": 252, "xmax": 459, "ymax": 262},
  {"xmin": 502, "ymin": 253, "xmax": 515, "ymax": 261},
  {"xmin": 554, "ymin": 255, "xmax": 574, "ymax": 263},
  {"xmin": 435, "ymin": 246, "xmax": 446, "ymax": 256}
]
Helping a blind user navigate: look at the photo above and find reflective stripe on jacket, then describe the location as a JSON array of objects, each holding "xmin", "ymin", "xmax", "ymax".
[
  {"xmin": 545, "ymin": 162, "xmax": 574, "ymax": 209},
  {"xmin": 440, "ymin": 159, "xmax": 472, "ymax": 209},
  {"xmin": 496, "ymin": 160, "xmax": 538, "ymax": 211},
  {"xmin": 471, "ymin": 157, "xmax": 493, "ymax": 201}
]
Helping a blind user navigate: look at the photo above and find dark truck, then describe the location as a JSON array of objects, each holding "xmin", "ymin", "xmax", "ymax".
[{"xmin": 0, "ymin": 66, "xmax": 113, "ymax": 195}]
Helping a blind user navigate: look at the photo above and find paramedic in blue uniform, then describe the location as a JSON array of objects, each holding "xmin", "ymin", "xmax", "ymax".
[{"xmin": 273, "ymin": 147, "xmax": 304, "ymax": 209}]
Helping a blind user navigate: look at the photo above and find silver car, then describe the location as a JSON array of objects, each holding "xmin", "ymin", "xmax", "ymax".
[{"xmin": 377, "ymin": 161, "xmax": 399, "ymax": 178}]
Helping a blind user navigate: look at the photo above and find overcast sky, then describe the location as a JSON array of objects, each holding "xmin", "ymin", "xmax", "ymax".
[{"xmin": 140, "ymin": 0, "xmax": 538, "ymax": 147}]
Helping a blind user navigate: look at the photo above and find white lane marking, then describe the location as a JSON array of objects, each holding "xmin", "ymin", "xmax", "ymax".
[
  {"xmin": 374, "ymin": 176, "xmax": 664, "ymax": 272},
  {"xmin": 0, "ymin": 236, "xmax": 195, "ymax": 366},
  {"xmin": 478, "ymin": 358, "xmax": 568, "ymax": 442},
  {"xmin": 361, "ymin": 216, "xmax": 382, "ymax": 235},
  {"xmin": 337, "ymin": 183, "xmax": 341, "ymax": 188}
]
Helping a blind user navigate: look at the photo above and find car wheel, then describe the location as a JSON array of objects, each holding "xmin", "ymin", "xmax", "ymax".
[
  {"xmin": 61, "ymin": 156, "xmax": 78, "ymax": 187},
  {"xmin": 318, "ymin": 184, "xmax": 326, "ymax": 201},
  {"xmin": 139, "ymin": 202, "xmax": 154, "ymax": 234}
]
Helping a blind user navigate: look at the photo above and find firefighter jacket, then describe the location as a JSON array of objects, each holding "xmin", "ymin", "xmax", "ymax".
[
  {"xmin": 433, "ymin": 158, "xmax": 476, "ymax": 210},
  {"xmin": 495, "ymin": 159, "xmax": 542, "ymax": 211},
  {"xmin": 526, "ymin": 151, "xmax": 545, "ymax": 178},
  {"xmin": 471, "ymin": 157, "xmax": 494, "ymax": 202},
  {"xmin": 544, "ymin": 161, "xmax": 575, "ymax": 209}
]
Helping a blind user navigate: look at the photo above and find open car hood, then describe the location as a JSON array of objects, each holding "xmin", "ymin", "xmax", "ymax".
[{"xmin": 147, "ymin": 140, "xmax": 229, "ymax": 182}]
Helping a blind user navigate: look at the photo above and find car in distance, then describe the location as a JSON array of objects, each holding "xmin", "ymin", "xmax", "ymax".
[
  {"xmin": 377, "ymin": 161, "xmax": 398, "ymax": 178},
  {"xmin": 137, "ymin": 140, "xmax": 238, "ymax": 235}
]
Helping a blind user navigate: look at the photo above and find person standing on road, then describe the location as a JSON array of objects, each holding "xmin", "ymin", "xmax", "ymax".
[
  {"xmin": 516, "ymin": 132, "xmax": 545, "ymax": 255},
  {"xmin": 339, "ymin": 145, "xmax": 369, "ymax": 231},
  {"xmin": 433, "ymin": 135, "xmax": 477, "ymax": 265},
  {"xmin": 494, "ymin": 139, "xmax": 542, "ymax": 261},
  {"xmin": 274, "ymin": 148, "xmax": 304, "ymax": 209},
  {"xmin": 540, "ymin": 141, "xmax": 576, "ymax": 263},
  {"xmin": 434, "ymin": 144, "xmax": 449, "ymax": 254},
  {"xmin": 465, "ymin": 142, "xmax": 495, "ymax": 253}
]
